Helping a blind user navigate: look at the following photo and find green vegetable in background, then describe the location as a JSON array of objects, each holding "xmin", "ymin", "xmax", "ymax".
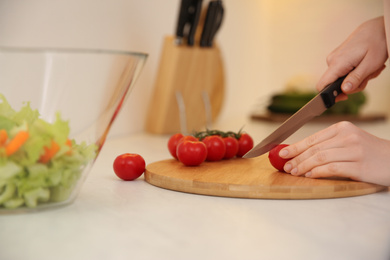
[
  {"xmin": 267, "ymin": 91, "xmax": 366, "ymax": 115},
  {"xmin": 0, "ymin": 94, "xmax": 97, "ymax": 209}
]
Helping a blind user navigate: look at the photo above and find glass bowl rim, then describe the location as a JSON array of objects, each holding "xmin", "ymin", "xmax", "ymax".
[{"xmin": 0, "ymin": 46, "xmax": 148, "ymax": 59}]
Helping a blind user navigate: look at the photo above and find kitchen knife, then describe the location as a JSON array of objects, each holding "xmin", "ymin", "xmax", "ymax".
[
  {"xmin": 175, "ymin": 0, "xmax": 203, "ymax": 46},
  {"xmin": 200, "ymin": 0, "xmax": 224, "ymax": 47},
  {"xmin": 243, "ymin": 76, "xmax": 346, "ymax": 158}
]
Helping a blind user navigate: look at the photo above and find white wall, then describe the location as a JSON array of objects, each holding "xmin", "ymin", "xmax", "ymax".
[{"xmin": 0, "ymin": 0, "xmax": 387, "ymax": 137}]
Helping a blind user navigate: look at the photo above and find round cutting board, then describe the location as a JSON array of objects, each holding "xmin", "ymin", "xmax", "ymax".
[{"xmin": 144, "ymin": 156, "xmax": 387, "ymax": 199}]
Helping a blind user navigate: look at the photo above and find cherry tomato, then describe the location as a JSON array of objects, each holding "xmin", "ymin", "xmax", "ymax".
[
  {"xmin": 236, "ymin": 133, "xmax": 254, "ymax": 157},
  {"xmin": 223, "ymin": 136, "xmax": 239, "ymax": 159},
  {"xmin": 168, "ymin": 133, "xmax": 184, "ymax": 159},
  {"xmin": 202, "ymin": 135, "xmax": 226, "ymax": 161},
  {"xmin": 113, "ymin": 153, "xmax": 146, "ymax": 181},
  {"xmin": 177, "ymin": 140, "xmax": 207, "ymax": 166},
  {"xmin": 268, "ymin": 144, "xmax": 289, "ymax": 172}
]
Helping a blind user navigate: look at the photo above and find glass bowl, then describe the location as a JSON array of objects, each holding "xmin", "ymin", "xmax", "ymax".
[{"xmin": 0, "ymin": 47, "xmax": 147, "ymax": 213}]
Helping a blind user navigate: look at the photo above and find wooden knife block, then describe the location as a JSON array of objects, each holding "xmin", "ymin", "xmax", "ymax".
[{"xmin": 145, "ymin": 36, "xmax": 224, "ymax": 134}]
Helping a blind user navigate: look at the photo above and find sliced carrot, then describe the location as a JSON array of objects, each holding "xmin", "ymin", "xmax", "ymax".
[
  {"xmin": 39, "ymin": 140, "xmax": 60, "ymax": 163},
  {"xmin": 5, "ymin": 131, "xmax": 29, "ymax": 156},
  {"xmin": 65, "ymin": 139, "xmax": 72, "ymax": 155},
  {"xmin": 0, "ymin": 130, "xmax": 8, "ymax": 146}
]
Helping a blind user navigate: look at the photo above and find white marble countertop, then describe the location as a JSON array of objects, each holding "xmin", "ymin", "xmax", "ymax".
[{"xmin": 1, "ymin": 117, "xmax": 390, "ymax": 260}]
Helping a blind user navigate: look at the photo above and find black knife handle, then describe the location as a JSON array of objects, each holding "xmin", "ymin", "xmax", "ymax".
[
  {"xmin": 200, "ymin": 0, "xmax": 224, "ymax": 47},
  {"xmin": 187, "ymin": 0, "xmax": 203, "ymax": 46},
  {"xmin": 175, "ymin": 0, "xmax": 203, "ymax": 46},
  {"xmin": 320, "ymin": 76, "xmax": 346, "ymax": 108},
  {"xmin": 208, "ymin": 0, "xmax": 224, "ymax": 46},
  {"xmin": 176, "ymin": 0, "xmax": 192, "ymax": 39}
]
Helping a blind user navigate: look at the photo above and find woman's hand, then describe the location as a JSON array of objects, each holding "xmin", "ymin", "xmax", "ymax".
[
  {"xmin": 280, "ymin": 121, "xmax": 390, "ymax": 186},
  {"xmin": 317, "ymin": 17, "xmax": 388, "ymax": 101}
]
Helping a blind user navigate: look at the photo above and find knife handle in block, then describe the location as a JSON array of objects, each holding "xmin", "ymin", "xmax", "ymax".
[{"xmin": 320, "ymin": 76, "xmax": 346, "ymax": 108}]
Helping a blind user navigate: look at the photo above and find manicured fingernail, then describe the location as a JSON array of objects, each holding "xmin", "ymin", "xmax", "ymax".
[
  {"xmin": 279, "ymin": 149, "xmax": 288, "ymax": 158},
  {"xmin": 291, "ymin": 168, "xmax": 298, "ymax": 175},
  {"xmin": 342, "ymin": 82, "xmax": 352, "ymax": 92},
  {"xmin": 284, "ymin": 163, "xmax": 292, "ymax": 172},
  {"xmin": 305, "ymin": 171, "xmax": 312, "ymax": 177}
]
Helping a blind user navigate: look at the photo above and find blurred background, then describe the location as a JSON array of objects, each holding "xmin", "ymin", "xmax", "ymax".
[{"xmin": 0, "ymin": 0, "xmax": 388, "ymax": 137}]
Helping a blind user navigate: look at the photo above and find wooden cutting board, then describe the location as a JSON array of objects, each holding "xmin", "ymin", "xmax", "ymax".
[{"xmin": 144, "ymin": 156, "xmax": 387, "ymax": 199}]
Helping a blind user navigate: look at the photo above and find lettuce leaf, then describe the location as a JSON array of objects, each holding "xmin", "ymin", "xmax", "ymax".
[{"xmin": 0, "ymin": 94, "xmax": 97, "ymax": 209}]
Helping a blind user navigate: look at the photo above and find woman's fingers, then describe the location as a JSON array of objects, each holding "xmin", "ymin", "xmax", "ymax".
[
  {"xmin": 278, "ymin": 121, "xmax": 390, "ymax": 185},
  {"xmin": 279, "ymin": 123, "xmax": 341, "ymax": 159},
  {"xmin": 342, "ymin": 59, "xmax": 386, "ymax": 93},
  {"xmin": 315, "ymin": 62, "xmax": 352, "ymax": 92},
  {"xmin": 316, "ymin": 17, "xmax": 387, "ymax": 94},
  {"xmin": 286, "ymin": 146, "xmax": 359, "ymax": 177},
  {"xmin": 316, "ymin": 52, "xmax": 386, "ymax": 94},
  {"xmin": 304, "ymin": 161, "xmax": 362, "ymax": 181},
  {"xmin": 280, "ymin": 122, "xmax": 365, "ymax": 180}
]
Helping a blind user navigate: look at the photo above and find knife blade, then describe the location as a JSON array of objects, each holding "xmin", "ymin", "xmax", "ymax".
[
  {"xmin": 200, "ymin": 0, "xmax": 224, "ymax": 47},
  {"xmin": 242, "ymin": 76, "xmax": 346, "ymax": 158}
]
